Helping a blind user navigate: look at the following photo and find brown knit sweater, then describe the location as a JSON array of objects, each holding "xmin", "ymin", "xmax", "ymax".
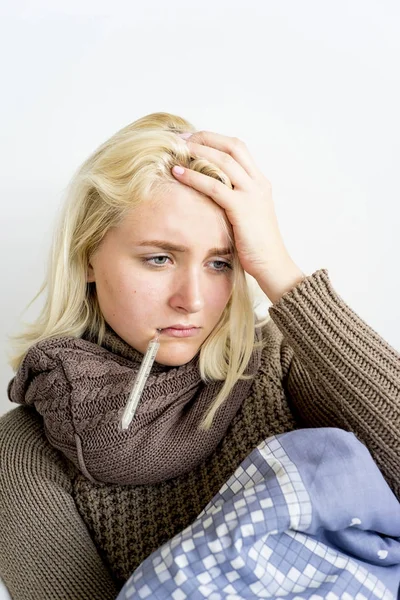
[{"xmin": 1, "ymin": 269, "xmax": 399, "ymax": 600}]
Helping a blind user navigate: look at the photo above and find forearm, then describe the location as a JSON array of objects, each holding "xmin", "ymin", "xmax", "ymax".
[
  {"xmin": 269, "ymin": 269, "xmax": 400, "ymax": 498},
  {"xmin": 0, "ymin": 408, "xmax": 119, "ymax": 600}
]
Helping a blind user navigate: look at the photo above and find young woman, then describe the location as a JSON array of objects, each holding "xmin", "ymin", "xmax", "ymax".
[{"xmin": 1, "ymin": 112, "xmax": 399, "ymax": 600}]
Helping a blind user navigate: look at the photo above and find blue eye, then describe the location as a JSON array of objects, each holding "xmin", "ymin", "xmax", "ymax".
[
  {"xmin": 144, "ymin": 256, "xmax": 170, "ymax": 266},
  {"xmin": 210, "ymin": 260, "xmax": 232, "ymax": 272}
]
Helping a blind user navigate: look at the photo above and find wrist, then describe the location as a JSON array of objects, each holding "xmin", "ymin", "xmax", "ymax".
[{"xmin": 255, "ymin": 258, "xmax": 306, "ymax": 304}]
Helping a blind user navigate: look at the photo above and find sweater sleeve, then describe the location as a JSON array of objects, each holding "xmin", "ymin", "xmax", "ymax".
[
  {"xmin": 0, "ymin": 406, "xmax": 119, "ymax": 600},
  {"xmin": 268, "ymin": 268, "xmax": 400, "ymax": 499}
]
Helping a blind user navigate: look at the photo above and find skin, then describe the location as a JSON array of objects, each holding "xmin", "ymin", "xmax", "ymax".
[
  {"xmin": 172, "ymin": 132, "xmax": 305, "ymax": 304},
  {"xmin": 87, "ymin": 184, "xmax": 234, "ymax": 366}
]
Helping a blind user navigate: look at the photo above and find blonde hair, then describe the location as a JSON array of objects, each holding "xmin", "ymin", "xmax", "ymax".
[{"xmin": 8, "ymin": 112, "xmax": 270, "ymax": 429}]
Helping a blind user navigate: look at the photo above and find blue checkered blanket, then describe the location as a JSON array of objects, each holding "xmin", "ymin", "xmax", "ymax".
[{"xmin": 117, "ymin": 428, "xmax": 400, "ymax": 599}]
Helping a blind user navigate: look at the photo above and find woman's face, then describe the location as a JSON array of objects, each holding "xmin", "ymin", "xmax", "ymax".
[{"xmin": 87, "ymin": 184, "xmax": 234, "ymax": 366}]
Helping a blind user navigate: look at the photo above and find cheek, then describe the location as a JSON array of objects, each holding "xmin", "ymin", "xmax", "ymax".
[
  {"xmin": 114, "ymin": 273, "xmax": 166, "ymax": 313},
  {"xmin": 207, "ymin": 278, "xmax": 232, "ymax": 315},
  {"xmin": 94, "ymin": 263, "xmax": 136, "ymax": 313}
]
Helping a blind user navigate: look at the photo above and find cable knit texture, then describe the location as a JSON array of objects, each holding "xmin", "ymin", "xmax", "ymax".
[
  {"xmin": 1, "ymin": 268, "xmax": 399, "ymax": 600},
  {"xmin": 7, "ymin": 324, "xmax": 262, "ymax": 485}
]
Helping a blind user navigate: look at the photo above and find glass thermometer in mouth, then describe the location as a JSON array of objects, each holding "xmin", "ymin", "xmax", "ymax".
[{"xmin": 120, "ymin": 328, "xmax": 162, "ymax": 430}]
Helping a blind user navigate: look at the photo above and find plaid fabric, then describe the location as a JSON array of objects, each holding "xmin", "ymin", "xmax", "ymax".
[{"xmin": 118, "ymin": 428, "xmax": 400, "ymax": 599}]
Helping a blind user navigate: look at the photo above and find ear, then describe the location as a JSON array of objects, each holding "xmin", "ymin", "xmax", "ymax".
[{"xmin": 87, "ymin": 262, "xmax": 96, "ymax": 283}]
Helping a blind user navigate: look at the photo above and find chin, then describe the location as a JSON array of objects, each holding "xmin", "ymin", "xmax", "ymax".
[{"xmin": 155, "ymin": 346, "xmax": 200, "ymax": 367}]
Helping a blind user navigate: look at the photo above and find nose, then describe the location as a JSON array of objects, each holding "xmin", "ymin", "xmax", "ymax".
[{"xmin": 168, "ymin": 268, "xmax": 205, "ymax": 314}]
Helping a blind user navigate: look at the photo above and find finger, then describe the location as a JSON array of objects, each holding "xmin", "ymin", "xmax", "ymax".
[
  {"xmin": 187, "ymin": 140, "xmax": 249, "ymax": 190},
  {"xmin": 188, "ymin": 131, "xmax": 261, "ymax": 179},
  {"xmin": 171, "ymin": 165, "xmax": 235, "ymax": 213}
]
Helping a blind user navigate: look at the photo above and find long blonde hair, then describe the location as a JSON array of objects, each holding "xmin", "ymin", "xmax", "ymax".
[{"xmin": 8, "ymin": 112, "xmax": 270, "ymax": 429}]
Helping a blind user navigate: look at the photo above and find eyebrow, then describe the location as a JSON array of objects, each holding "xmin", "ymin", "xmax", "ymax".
[{"xmin": 135, "ymin": 240, "xmax": 232, "ymax": 256}]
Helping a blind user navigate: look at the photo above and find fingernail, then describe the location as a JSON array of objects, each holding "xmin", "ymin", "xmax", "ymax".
[
  {"xmin": 172, "ymin": 165, "xmax": 185, "ymax": 175},
  {"xmin": 177, "ymin": 132, "xmax": 192, "ymax": 139}
]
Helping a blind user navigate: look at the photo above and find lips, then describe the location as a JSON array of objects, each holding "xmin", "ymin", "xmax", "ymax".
[
  {"xmin": 164, "ymin": 325, "xmax": 198, "ymax": 330},
  {"xmin": 160, "ymin": 326, "xmax": 201, "ymax": 338}
]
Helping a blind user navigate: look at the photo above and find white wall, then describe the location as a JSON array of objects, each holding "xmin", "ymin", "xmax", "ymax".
[{"xmin": 1, "ymin": 0, "xmax": 399, "ymax": 417}]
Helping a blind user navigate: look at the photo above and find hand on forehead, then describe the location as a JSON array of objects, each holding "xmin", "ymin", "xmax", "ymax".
[{"xmin": 171, "ymin": 130, "xmax": 290, "ymax": 283}]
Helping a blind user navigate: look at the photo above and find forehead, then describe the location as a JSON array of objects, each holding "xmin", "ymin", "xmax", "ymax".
[{"xmin": 120, "ymin": 184, "xmax": 231, "ymax": 246}]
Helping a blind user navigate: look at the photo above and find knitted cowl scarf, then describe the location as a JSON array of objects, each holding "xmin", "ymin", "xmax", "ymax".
[{"xmin": 8, "ymin": 324, "xmax": 262, "ymax": 485}]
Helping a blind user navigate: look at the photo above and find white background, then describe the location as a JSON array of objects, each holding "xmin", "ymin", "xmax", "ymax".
[{"xmin": 1, "ymin": 0, "xmax": 399, "ymax": 419}]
